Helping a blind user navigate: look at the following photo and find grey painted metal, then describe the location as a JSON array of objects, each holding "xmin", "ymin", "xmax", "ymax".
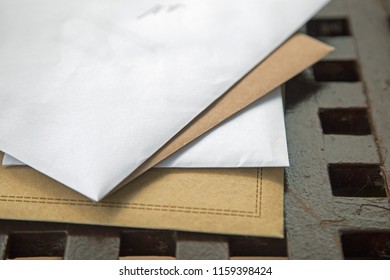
[
  {"xmin": 284, "ymin": 0, "xmax": 390, "ymax": 259},
  {"xmin": 383, "ymin": 0, "xmax": 390, "ymax": 16},
  {"xmin": 315, "ymin": 83, "xmax": 366, "ymax": 107},
  {"xmin": 176, "ymin": 233, "xmax": 229, "ymax": 260},
  {"xmin": 316, "ymin": 0, "xmax": 349, "ymax": 18},
  {"xmin": 285, "ymin": 72, "xmax": 347, "ymax": 259},
  {"xmin": 0, "ymin": 234, "xmax": 8, "ymax": 260},
  {"xmin": 319, "ymin": 37, "xmax": 358, "ymax": 60},
  {"xmin": 64, "ymin": 235, "xmax": 120, "ymax": 260},
  {"xmin": 323, "ymin": 135, "xmax": 380, "ymax": 163},
  {"xmin": 349, "ymin": 0, "xmax": 390, "ymax": 189}
]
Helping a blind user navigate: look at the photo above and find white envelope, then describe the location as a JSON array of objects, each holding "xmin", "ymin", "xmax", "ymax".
[
  {"xmin": 158, "ymin": 88, "xmax": 288, "ymax": 167},
  {"xmin": 0, "ymin": 0, "xmax": 329, "ymax": 201},
  {"xmin": 3, "ymin": 87, "xmax": 289, "ymax": 168}
]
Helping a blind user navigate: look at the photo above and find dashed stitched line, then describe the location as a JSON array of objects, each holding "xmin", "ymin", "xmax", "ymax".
[
  {"xmin": 2, "ymin": 196, "xmax": 264, "ymax": 218},
  {"xmin": 258, "ymin": 168, "xmax": 263, "ymax": 217},
  {"xmin": 255, "ymin": 168, "xmax": 259, "ymax": 215},
  {"xmin": 2, "ymin": 194, "xmax": 253, "ymax": 213},
  {"xmin": 0, "ymin": 196, "xmax": 256, "ymax": 214},
  {"xmin": 0, "ymin": 170, "xmax": 263, "ymax": 218},
  {"xmin": 1, "ymin": 195, "xmax": 262, "ymax": 214},
  {"xmin": 1, "ymin": 197, "xmax": 262, "ymax": 218}
]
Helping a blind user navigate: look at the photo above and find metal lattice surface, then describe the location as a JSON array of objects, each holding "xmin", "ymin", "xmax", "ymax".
[
  {"xmin": 285, "ymin": 0, "xmax": 390, "ymax": 259},
  {"xmin": 0, "ymin": 0, "xmax": 389, "ymax": 260}
]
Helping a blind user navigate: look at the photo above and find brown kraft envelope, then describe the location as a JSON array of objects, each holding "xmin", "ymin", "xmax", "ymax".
[{"xmin": 0, "ymin": 158, "xmax": 284, "ymax": 237}]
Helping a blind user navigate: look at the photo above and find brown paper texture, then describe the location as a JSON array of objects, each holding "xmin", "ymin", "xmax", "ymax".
[
  {"xmin": 0, "ymin": 152, "xmax": 284, "ymax": 237},
  {"xmin": 116, "ymin": 34, "xmax": 333, "ymax": 192}
]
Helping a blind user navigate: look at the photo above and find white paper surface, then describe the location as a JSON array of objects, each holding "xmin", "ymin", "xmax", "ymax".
[
  {"xmin": 2, "ymin": 155, "xmax": 22, "ymax": 166},
  {"xmin": 0, "ymin": 0, "xmax": 329, "ymax": 200},
  {"xmin": 3, "ymin": 88, "xmax": 289, "ymax": 168},
  {"xmin": 157, "ymin": 88, "xmax": 289, "ymax": 167}
]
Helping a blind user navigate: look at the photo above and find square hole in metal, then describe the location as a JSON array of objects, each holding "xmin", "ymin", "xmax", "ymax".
[
  {"xmin": 388, "ymin": 16, "xmax": 390, "ymax": 32},
  {"xmin": 328, "ymin": 164, "xmax": 387, "ymax": 197},
  {"xmin": 319, "ymin": 108, "xmax": 371, "ymax": 135},
  {"xmin": 307, "ymin": 18, "xmax": 351, "ymax": 36},
  {"xmin": 341, "ymin": 231, "xmax": 390, "ymax": 259},
  {"xmin": 228, "ymin": 236, "xmax": 287, "ymax": 258},
  {"xmin": 120, "ymin": 230, "xmax": 176, "ymax": 258},
  {"xmin": 313, "ymin": 61, "xmax": 360, "ymax": 82},
  {"xmin": 6, "ymin": 231, "xmax": 67, "ymax": 259}
]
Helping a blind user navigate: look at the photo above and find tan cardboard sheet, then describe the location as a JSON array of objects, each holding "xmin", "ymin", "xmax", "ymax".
[
  {"xmin": 116, "ymin": 34, "xmax": 333, "ymax": 192},
  {"xmin": 0, "ymin": 153, "xmax": 284, "ymax": 237}
]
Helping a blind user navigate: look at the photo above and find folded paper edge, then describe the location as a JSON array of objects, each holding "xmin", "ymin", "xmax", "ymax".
[{"xmin": 103, "ymin": 34, "xmax": 334, "ymax": 201}]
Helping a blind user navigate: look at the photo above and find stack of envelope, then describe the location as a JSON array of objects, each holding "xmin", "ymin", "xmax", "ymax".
[{"xmin": 0, "ymin": 0, "xmax": 333, "ymax": 237}]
